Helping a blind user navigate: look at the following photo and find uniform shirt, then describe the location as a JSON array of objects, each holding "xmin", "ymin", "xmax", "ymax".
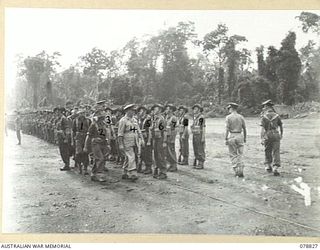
[
  {"xmin": 57, "ymin": 115, "xmax": 70, "ymax": 132},
  {"xmin": 138, "ymin": 114, "xmax": 152, "ymax": 138},
  {"xmin": 225, "ymin": 112, "xmax": 246, "ymax": 133},
  {"xmin": 152, "ymin": 114, "xmax": 166, "ymax": 139},
  {"xmin": 118, "ymin": 115, "xmax": 141, "ymax": 147},
  {"xmin": 87, "ymin": 121, "xmax": 108, "ymax": 141},
  {"xmin": 260, "ymin": 109, "xmax": 282, "ymax": 131},
  {"xmin": 15, "ymin": 117, "xmax": 22, "ymax": 131},
  {"xmin": 166, "ymin": 114, "xmax": 177, "ymax": 143},
  {"xmin": 191, "ymin": 113, "xmax": 205, "ymax": 135},
  {"xmin": 73, "ymin": 117, "xmax": 91, "ymax": 134}
]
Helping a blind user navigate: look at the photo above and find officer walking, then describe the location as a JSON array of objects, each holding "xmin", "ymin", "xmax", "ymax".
[
  {"xmin": 118, "ymin": 104, "xmax": 142, "ymax": 181},
  {"xmin": 225, "ymin": 102, "xmax": 247, "ymax": 177},
  {"xmin": 151, "ymin": 104, "xmax": 167, "ymax": 179},
  {"xmin": 191, "ymin": 104, "xmax": 206, "ymax": 169},
  {"xmin": 15, "ymin": 111, "xmax": 22, "ymax": 145},
  {"xmin": 260, "ymin": 100, "xmax": 283, "ymax": 176},
  {"xmin": 177, "ymin": 105, "xmax": 189, "ymax": 165}
]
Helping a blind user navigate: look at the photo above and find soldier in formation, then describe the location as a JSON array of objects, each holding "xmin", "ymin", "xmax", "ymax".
[{"xmin": 13, "ymin": 98, "xmax": 284, "ymax": 183}]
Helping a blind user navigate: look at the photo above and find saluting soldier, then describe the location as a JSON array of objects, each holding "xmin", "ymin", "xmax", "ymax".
[
  {"xmin": 191, "ymin": 104, "xmax": 206, "ymax": 169},
  {"xmin": 225, "ymin": 102, "xmax": 247, "ymax": 177},
  {"xmin": 164, "ymin": 104, "xmax": 178, "ymax": 172},
  {"xmin": 84, "ymin": 110, "xmax": 108, "ymax": 182},
  {"xmin": 56, "ymin": 107, "xmax": 72, "ymax": 171},
  {"xmin": 151, "ymin": 104, "xmax": 167, "ymax": 179},
  {"xmin": 177, "ymin": 105, "xmax": 189, "ymax": 165},
  {"xmin": 73, "ymin": 108, "xmax": 91, "ymax": 175},
  {"xmin": 260, "ymin": 100, "xmax": 283, "ymax": 176},
  {"xmin": 118, "ymin": 104, "xmax": 142, "ymax": 181},
  {"xmin": 137, "ymin": 105, "xmax": 153, "ymax": 174}
]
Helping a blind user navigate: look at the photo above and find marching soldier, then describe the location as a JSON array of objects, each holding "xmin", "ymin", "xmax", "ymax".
[
  {"xmin": 84, "ymin": 110, "xmax": 108, "ymax": 182},
  {"xmin": 72, "ymin": 108, "xmax": 91, "ymax": 175},
  {"xmin": 191, "ymin": 104, "xmax": 206, "ymax": 169},
  {"xmin": 177, "ymin": 105, "xmax": 189, "ymax": 165},
  {"xmin": 56, "ymin": 107, "xmax": 72, "ymax": 171},
  {"xmin": 151, "ymin": 104, "xmax": 167, "ymax": 179},
  {"xmin": 118, "ymin": 104, "xmax": 142, "ymax": 181},
  {"xmin": 137, "ymin": 105, "xmax": 153, "ymax": 174},
  {"xmin": 164, "ymin": 104, "xmax": 178, "ymax": 172},
  {"xmin": 225, "ymin": 102, "xmax": 247, "ymax": 177},
  {"xmin": 260, "ymin": 100, "xmax": 283, "ymax": 176}
]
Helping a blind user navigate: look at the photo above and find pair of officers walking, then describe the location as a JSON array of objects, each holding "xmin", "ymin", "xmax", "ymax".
[{"xmin": 225, "ymin": 99, "xmax": 283, "ymax": 177}]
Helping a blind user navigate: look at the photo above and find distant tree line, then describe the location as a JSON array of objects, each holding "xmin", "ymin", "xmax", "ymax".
[{"xmin": 14, "ymin": 12, "xmax": 320, "ymax": 110}]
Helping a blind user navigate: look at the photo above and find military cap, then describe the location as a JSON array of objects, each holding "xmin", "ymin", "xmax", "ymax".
[
  {"xmin": 178, "ymin": 105, "xmax": 188, "ymax": 112},
  {"xmin": 123, "ymin": 104, "xmax": 136, "ymax": 111},
  {"xmin": 150, "ymin": 103, "xmax": 164, "ymax": 111},
  {"xmin": 226, "ymin": 102, "xmax": 239, "ymax": 109},
  {"xmin": 96, "ymin": 100, "xmax": 106, "ymax": 105},
  {"xmin": 192, "ymin": 104, "xmax": 203, "ymax": 112},
  {"xmin": 164, "ymin": 103, "xmax": 177, "ymax": 112},
  {"xmin": 262, "ymin": 99, "xmax": 274, "ymax": 106}
]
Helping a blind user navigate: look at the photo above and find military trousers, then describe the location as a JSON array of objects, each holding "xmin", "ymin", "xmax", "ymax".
[
  {"xmin": 227, "ymin": 133, "xmax": 244, "ymax": 172},
  {"xmin": 192, "ymin": 134, "xmax": 205, "ymax": 162},
  {"xmin": 122, "ymin": 145, "xmax": 138, "ymax": 176},
  {"xmin": 166, "ymin": 142, "xmax": 177, "ymax": 167},
  {"xmin": 91, "ymin": 140, "xmax": 108, "ymax": 175},
  {"xmin": 264, "ymin": 131, "xmax": 281, "ymax": 167},
  {"xmin": 58, "ymin": 141, "xmax": 70, "ymax": 167},
  {"xmin": 179, "ymin": 134, "xmax": 189, "ymax": 162},
  {"xmin": 141, "ymin": 138, "xmax": 153, "ymax": 168},
  {"xmin": 75, "ymin": 133, "xmax": 89, "ymax": 167},
  {"xmin": 153, "ymin": 137, "xmax": 167, "ymax": 174}
]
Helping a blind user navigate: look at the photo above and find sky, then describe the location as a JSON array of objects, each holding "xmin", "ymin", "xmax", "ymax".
[{"xmin": 5, "ymin": 8, "xmax": 320, "ymax": 94}]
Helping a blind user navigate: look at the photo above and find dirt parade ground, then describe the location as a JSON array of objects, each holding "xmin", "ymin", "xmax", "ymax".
[{"xmin": 2, "ymin": 117, "xmax": 320, "ymax": 236}]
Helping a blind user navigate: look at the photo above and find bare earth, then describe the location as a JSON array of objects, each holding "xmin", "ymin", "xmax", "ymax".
[{"xmin": 2, "ymin": 118, "xmax": 320, "ymax": 236}]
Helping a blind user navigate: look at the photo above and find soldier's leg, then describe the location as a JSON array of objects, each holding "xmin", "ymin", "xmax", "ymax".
[
  {"xmin": 167, "ymin": 142, "xmax": 177, "ymax": 172},
  {"xmin": 143, "ymin": 144, "xmax": 153, "ymax": 174},
  {"xmin": 227, "ymin": 137, "xmax": 239, "ymax": 175},
  {"xmin": 272, "ymin": 139, "xmax": 281, "ymax": 175},
  {"xmin": 235, "ymin": 134, "xmax": 245, "ymax": 176},
  {"xmin": 182, "ymin": 136, "xmax": 189, "ymax": 164},
  {"xmin": 59, "ymin": 142, "xmax": 70, "ymax": 170},
  {"xmin": 192, "ymin": 135, "xmax": 198, "ymax": 166},
  {"xmin": 264, "ymin": 138, "xmax": 273, "ymax": 172},
  {"xmin": 91, "ymin": 143, "xmax": 105, "ymax": 180},
  {"xmin": 123, "ymin": 146, "xmax": 138, "ymax": 180}
]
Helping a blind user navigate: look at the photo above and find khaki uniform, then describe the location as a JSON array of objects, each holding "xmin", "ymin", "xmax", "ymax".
[
  {"xmin": 138, "ymin": 114, "xmax": 153, "ymax": 172},
  {"xmin": 225, "ymin": 112, "xmax": 246, "ymax": 174},
  {"xmin": 178, "ymin": 114, "xmax": 189, "ymax": 164},
  {"xmin": 166, "ymin": 114, "xmax": 178, "ymax": 170},
  {"xmin": 152, "ymin": 114, "xmax": 167, "ymax": 176},
  {"xmin": 57, "ymin": 115, "xmax": 72, "ymax": 168},
  {"xmin": 260, "ymin": 109, "xmax": 282, "ymax": 169},
  {"xmin": 118, "ymin": 115, "xmax": 141, "ymax": 177},
  {"xmin": 191, "ymin": 114, "xmax": 205, "ymax": 167}
]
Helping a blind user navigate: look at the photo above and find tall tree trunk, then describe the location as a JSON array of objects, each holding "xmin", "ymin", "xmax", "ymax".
[
  {"xmin": 32, "ymin": 81, "xmax": 39, "ymax": 109},
  {"xmin": 218, "ymin": 67, "xmax": 224, "ymax": 104}
]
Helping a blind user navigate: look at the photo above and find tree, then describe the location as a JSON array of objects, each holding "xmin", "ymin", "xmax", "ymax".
[
  {"xmin": 276, "ymin": 32, "xmax": 302, "ymax": 105},
  {"xmin": 297, "ymin": 12, "xmax": 320, "ymax": 35},
  {"xmin": 256, "ymin": 46, "xmax": 266, "ymax": 76}
]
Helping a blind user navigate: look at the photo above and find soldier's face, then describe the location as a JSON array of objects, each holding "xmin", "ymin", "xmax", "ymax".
[{"xmin": 193, "ymin": 107, "xmax": 199, "ymax": 114}]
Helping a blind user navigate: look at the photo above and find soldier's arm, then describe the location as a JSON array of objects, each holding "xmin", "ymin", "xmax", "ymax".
[
  {"xmin": 278, "ymin": 118, "xmax": 283, "ymax": 138},
  {"xmin": 84, "ymin": 124, "xmax": 94, "ymax": 151},
  {"xmin": 117, "ymin": 119, "xmax": 125, "ymax": 149},
  {"xmin": 225, "ymin": 117, "xmax": 230, "ymax": 141},
  {"xmin": 162, "ymin": 119, "xmax": 167, "ymax": 144},
  {"xmin": 242, "ymin": 117, "xmax": 247, "ymax": 143},
  {"xmin": 182, "ymin": 117, "xmax": 189, "ymax": 138}
]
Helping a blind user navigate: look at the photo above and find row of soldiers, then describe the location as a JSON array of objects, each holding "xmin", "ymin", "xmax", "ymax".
[{"xmin": 14, "ymin": 99, "xmax": 283, "ymax": 182}]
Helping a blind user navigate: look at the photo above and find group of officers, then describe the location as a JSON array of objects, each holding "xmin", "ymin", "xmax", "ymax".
[{"xmin": 13, "ymin": 98, "xmax": 284, "ymax": 182}]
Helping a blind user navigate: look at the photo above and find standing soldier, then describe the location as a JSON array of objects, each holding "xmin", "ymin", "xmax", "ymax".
[
  {"xmin": 73, "ymin": 108, "xmax": 91, "ymax": 175},
  {"xmin": 225, "ymin": 102, "xmax": 247, "ymax": 177},
  {"xmin": 260, "ymin": 100, "xmax": 283, "ymax": 176},
  {"xmin": 118, "ymin": 104, "xmax": 142, "ymax": 181},
  {"xmin": 191, "ymin": 104, "xmax": 206, "ymax": 169},
  {"xmin": 177, "ymin": 105, "xmax": 189, "ymax": 165},
  {"xmin": 56, "ymin": 107, "xmax": 72, "ymax": 171},
  {"xmin": 164, "ymin": 104, "xmax": 178, "ymax": 172},
  {"xmin": 137, "ymin": 105, "xmax": 153, "ymax": 174},
  {"xmin": 15, "ymin": 111, "xmax": 22, "ymax": 145},
  {"xmin": 151, "ymin": 104, "xmax": 167, "ymax": 179},
  {"xmin": 84, "ymin": 110, "xmax": 108, "ymax": 182}
]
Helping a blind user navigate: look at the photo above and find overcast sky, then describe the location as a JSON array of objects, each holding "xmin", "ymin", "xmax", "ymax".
[{"xmin": 5, "ymin": 8, "xmax": 320, "ymax": 93}]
